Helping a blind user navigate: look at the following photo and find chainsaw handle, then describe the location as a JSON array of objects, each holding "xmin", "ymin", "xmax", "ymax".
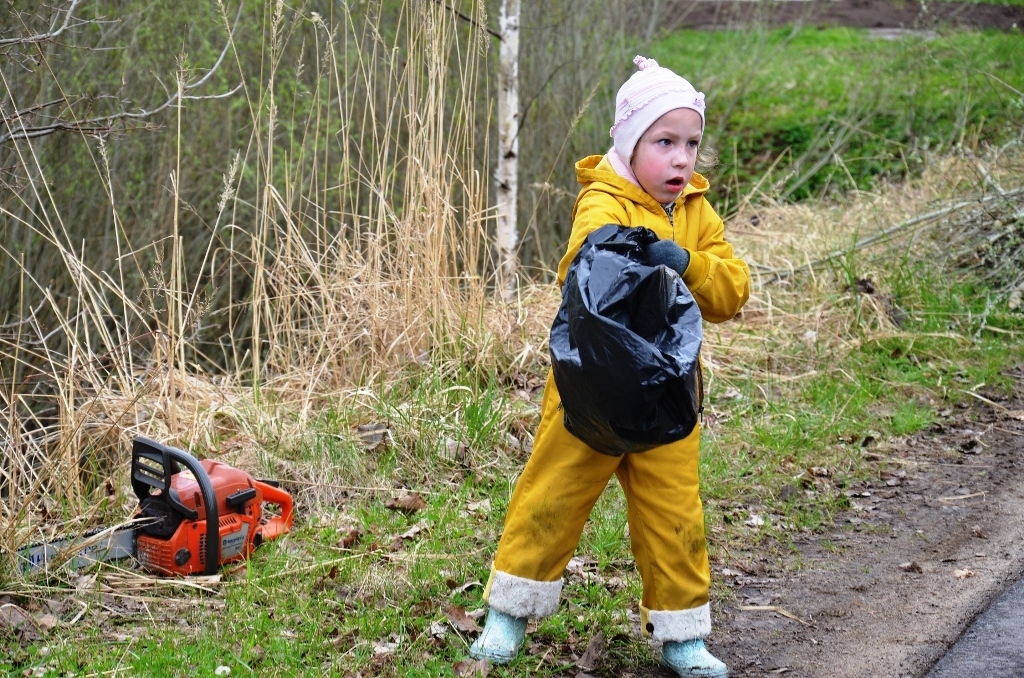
[
  {"xmin": 132, "ymin": 437, "xmax": 220, "ymax": 576},
  {"xmin": 255, "ymin": 480, "xmax": 294, "ymax": 542}
]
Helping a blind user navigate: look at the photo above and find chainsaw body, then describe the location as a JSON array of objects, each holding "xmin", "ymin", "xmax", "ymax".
[{"xmin": 131, "ymin": 437, "xmax": 293, "ymax": 576}]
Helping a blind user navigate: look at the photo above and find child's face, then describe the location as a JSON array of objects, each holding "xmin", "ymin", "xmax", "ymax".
[{"xmin": 630, "ymin": 108, "xmax": 703, "ymax": 205}]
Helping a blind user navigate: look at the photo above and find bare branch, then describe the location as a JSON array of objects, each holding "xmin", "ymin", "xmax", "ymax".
[
  {"xmin": 181, "ymin": 83, "xmax": 245, "ymax": 102},
  {"xmin": 431, "ymin": 0, "xmax": 502, "ymax": 40},
  {"xmin": 0, "ymin": 3, "xmax": 245, "ymax": 145},
  {"xmin": 0, "ymin": 0, "xmax": 87, "ymax": 47},
  {"xmin": 7, "ymin": 99, "xmax": 66, "ymax": 120}
]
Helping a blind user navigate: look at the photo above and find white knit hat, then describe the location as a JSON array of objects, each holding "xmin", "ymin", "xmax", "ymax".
[{"xmin": 610, "ymin": 55, "xmax": 706, "ymax": 162}]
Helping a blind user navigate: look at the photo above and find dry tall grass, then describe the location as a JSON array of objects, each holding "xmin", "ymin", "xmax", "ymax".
[
  {"xmin": 702, "ymin": 147, "xmax": 1024, "ymax": 411},
  {"xmin": 0, "ymin": 0, "xmax": 504, "ymax": 562}
]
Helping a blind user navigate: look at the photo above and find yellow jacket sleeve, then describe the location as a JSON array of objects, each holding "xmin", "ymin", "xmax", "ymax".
[{"xmin": 679, "ymin": 197, "xmax": 750, "ymax": 324}]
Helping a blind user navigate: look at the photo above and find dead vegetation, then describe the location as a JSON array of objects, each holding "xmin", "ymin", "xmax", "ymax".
[
  {"xmin": 3, "ymin": 144, "xmax": 1021, "ymax": 583},
  {"xmin": 702, "ymin": 147, "xmax": 1024, "ymax": 396}
]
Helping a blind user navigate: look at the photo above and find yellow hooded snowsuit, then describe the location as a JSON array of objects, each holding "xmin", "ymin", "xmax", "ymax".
[{"xmin": 483, "ymin": 155, "xmax": 750, "ymax": 642}]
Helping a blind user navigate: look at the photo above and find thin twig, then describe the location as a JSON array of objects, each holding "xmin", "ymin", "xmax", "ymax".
[
  {"xmin": 756, "ymin": 187, "xmax": 1024, "ymax": 283},
  {"xmin": 962, "ymin": 390, "xmax": 1012, "ymax": 412},
  {"xmin": 964, "ymin": 150, "xmax": 1006, "ymax": 196},
  {"xmin": 738, "ymin": 605, "xmax": 811, "ymax": 626},
  {"xmin": 0, "ymin": 3, "xmax": 244, "ymax": 144},
  {"xmin": 431, "ymin": 0, "xmax": 500, "ymax": 40},
  {"xmin": 0, "ymin": 0, "xmax": 87, "ymax": 47},
  {"xmin": 937, "ymin": 491, "xmax": 986, "ymax": 503}
]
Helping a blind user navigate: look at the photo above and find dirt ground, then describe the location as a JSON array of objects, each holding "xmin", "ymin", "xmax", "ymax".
[
  {"xmin": 666, "ymin": 0, "xmax": 1024, "ymax": 33},
  {"xmin": 691, "ymin": 365, "xmax": 1024, "ymax": 677}
]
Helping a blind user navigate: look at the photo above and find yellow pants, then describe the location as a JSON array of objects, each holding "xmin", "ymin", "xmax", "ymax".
[{"xmin": 483, "ymin": 371, "xmax": 712, "ymax": 642}]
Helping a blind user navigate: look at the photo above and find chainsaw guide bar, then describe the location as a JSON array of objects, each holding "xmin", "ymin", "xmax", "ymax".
[
  {"xmin": 21, "ymin": 524, "xmax": 139, "ymax": 573},
  {"xmin": 18, "ymin": 437, "xmax": 294, "ymax": 577}
]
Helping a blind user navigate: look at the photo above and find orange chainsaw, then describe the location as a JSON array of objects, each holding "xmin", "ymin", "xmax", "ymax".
[{"xmin": 19, "ymin": 437, "xmax": 294, "ymax": 576}]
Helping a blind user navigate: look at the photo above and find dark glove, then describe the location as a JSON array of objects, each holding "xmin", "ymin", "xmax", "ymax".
[{"xmin": 646, "ymin": 238, "xmax": 690, "ymax": 276}]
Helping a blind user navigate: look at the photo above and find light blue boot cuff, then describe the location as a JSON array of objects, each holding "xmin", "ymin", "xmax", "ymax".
[
  {"xmin": 468, "ymin": 608, "xmax": 527, "ymax": 664},
  {"xmin": 662, "ymin": 639, "xmax": 728, "ymax": 678}
]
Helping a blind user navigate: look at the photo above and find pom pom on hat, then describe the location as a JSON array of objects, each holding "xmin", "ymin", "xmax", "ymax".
[{"xmin": 610, "ymin": 55, "xmax": 706, "ymax": 162}]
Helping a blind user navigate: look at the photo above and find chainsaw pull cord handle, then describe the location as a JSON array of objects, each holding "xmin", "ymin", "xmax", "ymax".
[
  {"xmin": 132, "ymin": 437, "xmax": 220, "ymax": 576},
  {"xmin": 254, "ymin": 480, "xmax": 294, "ymax": 542}
]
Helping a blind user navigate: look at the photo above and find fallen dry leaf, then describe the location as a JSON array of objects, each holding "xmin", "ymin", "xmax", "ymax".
[
  {"xmin": 466, "ymin": 499, "xmax": 491, "ymax": 514},
  {"xmin": 565, "ymin": 558, "xmax": 586, "ymax": 577},
  {"xmin": 357, "ymin": 423, "xmax": 390, "ymax": 450},
  {"xmin": 73, "ymin": 574, "xmax": 97, "ymax": 591},
  {"xmin": 605, "ymin": 576, "xmax": 626, "ymax": 592},
  {"xmin": 35, "ymin": 613, "xmax": 59, "ymax": 632},
  {"xmin": 385, "ymin": 493, "xmax": 427, "ymax": 513},
  {"xmin": 399, "ymin": 522, "xmax": 427, "ymax": 540},
  {"xmin": 576, "ymin": 631, "xmax": 605, "ymax": 671},
  {"xmin": 373, "ymin": 639, "xmax": 399, "ymax": 655},
  {"xmin": 0, "ymin": 604, "xmax": 33, "ymax": 631},
  {"xmin": 445, "ymin": 604, "xmax": 483, "ymax": 634},
  {"xmin": 448, "ymin": 580, "xmax": 482, "ymax": 597},
  {"xmin": 445, "ymin": 438, "xmax": 469, "ymax": 462},
  {"xmin": 953, "ymin": 568, "xmax": 976, "ymax": 579},
  {"xmin": 338, "ymin": 526, "xmax": 364, "ymax": 549},
  {"xmin": 745, "ymin": 514, "xmax": 765, "ymax": 528},
  {"xmin": 452, "ymin": 658, "xmax": 490, "ymax": 677}
]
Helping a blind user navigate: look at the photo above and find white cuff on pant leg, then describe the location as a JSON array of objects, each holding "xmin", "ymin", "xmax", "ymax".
[
  {"xmin": 642, "ymin": 603, "xmax": 712, "ymax": 642},
  {"xmin": 485, "ymin": 569, "xmax": 563, "ymax": 619}
]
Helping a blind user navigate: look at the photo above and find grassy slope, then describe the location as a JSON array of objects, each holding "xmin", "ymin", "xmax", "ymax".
[{"xmin": 652, "ymin": 27, "xmax": 1024, "ymax": 208}]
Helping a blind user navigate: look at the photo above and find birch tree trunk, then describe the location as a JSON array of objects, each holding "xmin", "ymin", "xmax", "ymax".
[{"xmin": 495, "ymin": 0, "xmax": 521, "ymax": 302}]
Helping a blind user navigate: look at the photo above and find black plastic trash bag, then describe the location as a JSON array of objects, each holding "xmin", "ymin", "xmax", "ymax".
[{"xmin": 550, "ymin": 224, "xmax": 703, "ymax": 455}]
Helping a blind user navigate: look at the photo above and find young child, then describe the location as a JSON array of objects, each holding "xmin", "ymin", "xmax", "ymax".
[{"xmin": 469, "ymin": 56, "xmax": 750, "ymax": 677}]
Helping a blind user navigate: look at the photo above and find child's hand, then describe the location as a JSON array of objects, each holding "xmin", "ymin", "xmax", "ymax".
[{"xmin": 647, "ymin": 238, "xmax": 691, "ymax": 276}]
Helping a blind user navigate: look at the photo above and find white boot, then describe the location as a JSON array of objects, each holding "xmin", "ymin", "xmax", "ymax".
[
  {"xmin": 661, "ymin": 638, "xmax": 728, "ymax": 677},
  {"xmin": 468, "ymin": 608, "xmax": 527, "ymax": 664}
]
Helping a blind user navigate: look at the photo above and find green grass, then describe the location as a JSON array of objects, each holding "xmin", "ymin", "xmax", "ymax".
[
  {"xmin": 6, "ymin": 263, "xmax": 1021, "ymax": 676},
  {"xmin": 652, "ymin": 26, "xmax": 1024, "ymax": 209},
  {"xmin": 699, "ymin": 261, "xmax": 1022, "ymax": 548}
]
